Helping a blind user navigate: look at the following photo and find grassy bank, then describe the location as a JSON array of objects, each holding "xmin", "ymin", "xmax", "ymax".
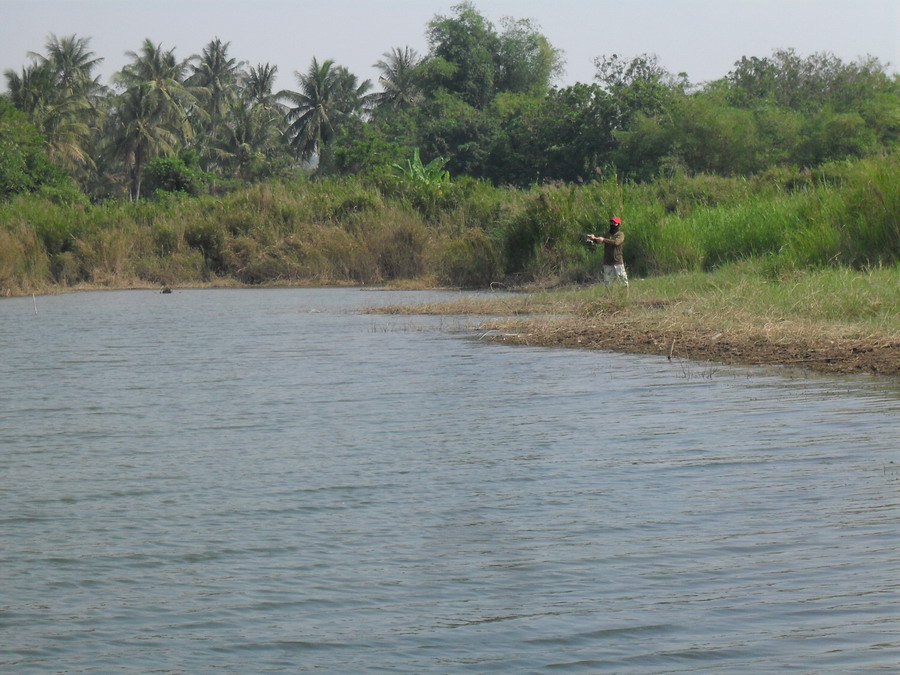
[
  {"xmin": 1, "ymin": 154, "xmax": 897, "ymax": 297},
  {"xmin": 2, "ymin": 154, "xmax": 896, "ymax": 375},
  {"xmin": 375, "ymin": 262, "xmax": 900, "ymax": 376}
]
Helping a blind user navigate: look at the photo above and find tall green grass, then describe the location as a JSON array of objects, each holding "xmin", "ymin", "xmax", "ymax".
[
  {"xmin": 633, "ymin": 261, "xmax": 900, "ymax": 336},
  {"xmin": 557, "ymin": 259, "xmax": 899, "ymax": 343},
  {"xmin": 0, "ymin": 153, "xmax": 896, "ymax": 295},
  {"xmin": 0, "ymin": 220, "xmax": 48, "ymax": 294},
  {"xmin": 619, "ymin": 153, "xmax": 899, "ymax": 278}
]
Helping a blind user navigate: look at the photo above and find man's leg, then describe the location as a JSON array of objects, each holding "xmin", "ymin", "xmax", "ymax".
[{"xmin": 603, "ymin": 265, "xmax": 615, "ymax": 286}]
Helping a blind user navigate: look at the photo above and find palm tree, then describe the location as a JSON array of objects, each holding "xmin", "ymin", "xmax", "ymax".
[
  {"xmin": 5, "ymin": 34, "xmax": 104, "ymax": 174},
  {"xmin": 114, "ymin": 39, "xmax": 201, "ymax": 135},
  {"xmin": 187, "ymin": 38, "xmax": 244, "ymax": 169},
  {"xmin": 214, "ymin": 104, "xmax": 286, "ymax": 181},
  {"xmin": 372, "ymin": 47, "xmax": 423, "ymax": 111},
  {"xmin": 110, "ymin": 40, "xmax": 200, "ymax": 198},
  {"xmin": 280, "ymin": 58, "xmax": 372, "ymax": 163},
  {"xmin": 242, "ymin": 63, "xmax": 281, "ymax": 109},
  {"xmin": 30, "ymin": 34, "xmax": 106, "ymax": 102},
  {"xmin": 198, "ymin": 62, "xmax": 288, "ymax": 182},
  {"xmin": 333, "ymin": 66, "xmax": 375, "ymax": 117},
  {"xmin": 107, "ymin": 84, "xmax": 184, "ymax": 200},
  {"xmin": 4, "ymin": 62, "xmax": 93, "ymax": 170},
  {"xmin": 4, "ymin": 62, "xmax": 55, "ymax": 112}
]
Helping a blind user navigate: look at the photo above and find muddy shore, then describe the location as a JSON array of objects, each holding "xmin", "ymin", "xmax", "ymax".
[{"xmin": 479, "ymin": 316, "xmax": 900, "ymax": 377}]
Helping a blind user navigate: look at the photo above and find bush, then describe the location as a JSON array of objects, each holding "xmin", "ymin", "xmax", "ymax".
[
  {"xmin": 0, "ymin": 100, "xmax": 78, "ymax": 201},
  {"xmin": 184, "ymin": 219, "xmax": 226, "ymax": 271},
  {"xmin": 437, "ymin": 228, "xmax": 501, "ymax": 287},
  {"xmin": 143, "ymin": 156, "xmax": 206, "ymax": 197},
  {"xmin": 151, "ymin": 223, "xmax": 180, "ymax": 256},
  {"xmin": 501, "ymin": 184, "xmax": 601, "ymax": 278},
  {"xmin": 0, "ymin": 153, "xmax": 895, "ymax": 295},
  {"xmin": 50, "ymin": 251, "xmax": 86, "ymax": 285},
  {"xmin": 372, "ymin": 217, "xmax": 429, "ymax": 280}
]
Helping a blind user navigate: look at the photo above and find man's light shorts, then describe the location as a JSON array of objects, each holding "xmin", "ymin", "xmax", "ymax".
[{"xmin": 603, "ymin": 264, "xmax": 628, "ymax": 286}]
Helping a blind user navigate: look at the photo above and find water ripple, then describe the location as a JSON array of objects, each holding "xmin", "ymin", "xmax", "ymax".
[{"xmin": 1, "ymin": 288, "xmax": 898, "ymax": 672}]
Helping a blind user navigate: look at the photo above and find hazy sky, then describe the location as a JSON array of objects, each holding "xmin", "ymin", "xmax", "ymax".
[{"xmin": 2, "ymin": 0, "xmax": 898, "ymax": 91}]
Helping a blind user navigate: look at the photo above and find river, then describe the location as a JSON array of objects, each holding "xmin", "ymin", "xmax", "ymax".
[{"xmin": 1, "ymin": 288, "xmax": 898, "ymax": 672}]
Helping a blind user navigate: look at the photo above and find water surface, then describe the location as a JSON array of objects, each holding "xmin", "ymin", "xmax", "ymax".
[{"xmin": 1, "ymin": 288, "xmax": 898, "ymax": 672}]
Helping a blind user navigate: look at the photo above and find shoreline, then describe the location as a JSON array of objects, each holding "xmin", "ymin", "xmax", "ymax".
[
  {"xmin": 369, "ymin": 287, "xmax": 900, "ymax": 379},
  {"xmin": 7, "ymin": 280, "xmax": 899, "ymax": 378},
  {"xmin": 477, "ymin": 315, "xmax": 900, "ymax": 378}
]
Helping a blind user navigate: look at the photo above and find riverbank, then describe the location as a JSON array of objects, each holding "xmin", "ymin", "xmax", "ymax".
[
  {"xmin": 2, "ymin": 154, "xmax": 897, "ymax": 298},
  {"xmin": 479, "ymin": 312, "xmax": 900, "ymax": 377},
  {"xmin": 372, "ymin": 264, "xmax": 900, "ymax": 377},
  {"xmin": 6, "ymin": 264, "xmax": 898, "ymax": 377}
]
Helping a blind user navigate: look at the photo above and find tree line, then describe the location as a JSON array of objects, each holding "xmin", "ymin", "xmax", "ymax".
[{"xmin": 1, "ymin": 1, "xmax": 897, "ymax": 204}]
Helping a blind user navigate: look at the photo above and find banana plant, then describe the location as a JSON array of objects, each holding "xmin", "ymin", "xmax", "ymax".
[{"xmin": 392, "ymin": 148, "xmax": 450, "ymax": 186}]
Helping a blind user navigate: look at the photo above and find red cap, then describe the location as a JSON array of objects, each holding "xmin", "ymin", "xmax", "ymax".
[{"xmin": 610, "ymin": 217, "xmax": 621, "ymax": 224}]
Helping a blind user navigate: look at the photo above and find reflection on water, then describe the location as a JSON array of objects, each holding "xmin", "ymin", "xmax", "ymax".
[{"xmin": 1, "ymin": 288, "xmax": 898, "ymax": 672}]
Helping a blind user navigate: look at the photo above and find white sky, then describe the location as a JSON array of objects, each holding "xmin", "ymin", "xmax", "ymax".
[{"xmin": 1, "ymin": 0, "xmax": 898, "ymax": 92}]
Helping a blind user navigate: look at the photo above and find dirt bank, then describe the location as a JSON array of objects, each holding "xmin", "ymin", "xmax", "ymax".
[{"xmin": 480, "ymin": 316, "xmax": 900, "ymax": 377}]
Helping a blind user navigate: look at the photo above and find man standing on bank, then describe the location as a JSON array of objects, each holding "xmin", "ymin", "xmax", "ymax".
[{"xmin": 587, "ymin": 216, "xmax": 628, "ymax": 287}]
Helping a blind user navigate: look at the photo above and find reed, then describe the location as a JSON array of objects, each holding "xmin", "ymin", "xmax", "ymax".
[
  {"xmin": 0, "ymin": 153, "xmax": 896, "ymax": 295},
  {"xmin": 0, "ymin": 221, "xmax": 49, "ymax": 295}
]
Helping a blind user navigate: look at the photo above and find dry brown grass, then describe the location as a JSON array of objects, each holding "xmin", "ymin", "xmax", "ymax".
[{"xmin": 370, "ymin": 268, "xmax": 900, "ymax": 376}]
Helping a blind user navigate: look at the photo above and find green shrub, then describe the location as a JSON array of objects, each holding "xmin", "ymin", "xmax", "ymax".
[
  {"xmin": 50, "ymin": 251, "xmax": 85, "ymax": 285},
  {"xmin": 184, "ymin": 220, "xmax": 227, "ymax": 271},
  {"xmin": 143, "ymin": 156, "xmax": 205, "ymax": 197},
  {"xmin": 151, "ymin": 223, "xmax": 180, "ymax": 256},
  {"xmin": 373, "ymin": 218, "xmax": 428, "ymax": 280},
  {"xmin": 0, "ymin": 153, "xmax": 895, "ymax": 295},
  {"xmin": 437, "ymin": 228, "xmax": 501, "ymax": 287}
]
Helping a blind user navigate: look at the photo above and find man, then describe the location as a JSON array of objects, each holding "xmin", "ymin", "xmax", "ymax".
[{"xmin": 587, "ymin": 216, "xmax": 628, "ymax": 287}]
